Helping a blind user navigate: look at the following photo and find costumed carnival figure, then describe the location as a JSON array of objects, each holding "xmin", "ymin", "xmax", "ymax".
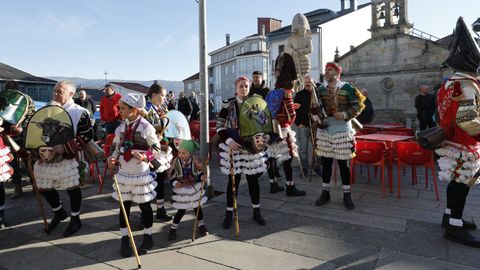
[
  {"xmin": 108, "ymin": 93, "xmax": 164, "ymax": 257},
  {"xmin": 29, "ymin": 81, "xmax": 95, "ymax": 236},
  {"xmin": 167, "ymin": 140, "xmax": 208, "ymax": 240},
  {"xmin": 314, "ymin": 62, "xmax": 365, "ymax": 210},
  {"xmin": 265, "ymin": 52, "xmax": 306, "ymax": 196},
  {"xmin": 217, "ymin": 76, "xmax": 270, "ymax": 230},
  {"xmin": 144, "ymin": 83, "xmax": 173, "ymax": 221},
  {"xmin": 424, "ymin": 17, "xmax": 480, "ymax": 247},
  {"xmin": 0, "ymin": 82, "xmax": 28, "ymax": 227}
]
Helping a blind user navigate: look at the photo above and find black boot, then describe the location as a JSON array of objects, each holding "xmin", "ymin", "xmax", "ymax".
[
  {"xmin": 270, "ymin": 182, "xmax": 284, "ymax": 194},
  {"xmin": 198, "ymin": 225, "xmax": 209, "ymax": 237},
  {"xmin": 0, "ymin": 211, "xmax": 7, "ymax": 229},
  {"xmin": 253, "ymin": 208, "xmax": 266, "ymax": 226},
  {"xmin": 441, "ymin": 214, "xmax": 477, "ymax": 230},
  {"xmin": 222, "ymin": 210, "xmax": 233, "ymax": 229},
  {"xmin": 156, "ymin": 207, "xmax": 172, "ymax": 222},
  {"xmin": 445, "ymin": 225, "xmax": 480, "ymax": 248},
  {"xmin": 48, "ymin": 208, "xmax": 68, "ymax": 232},
  {"xmin": 168, "ymin": 228, "xmax": 177, "ymax": 240},
  {"xmin": 138, "ymin": 234, "xmax": 153, "ymax": 255},
  {"xmin": 120, "ymin": 236, "xmax": 132, "ymax": 257},
  {"xmin": 286, "ymin": 185, "xmax": 306, "ymax": 197},
  {"xmin": 10, "ymin": 182, "xmax": 23, "ymax": 199},
  {"xmin": 63, "ymin": 215, "xmax": 82, "ymax": 237},
  {"xmin": 343, "ymin": 193, "xmax": 355, "ymax": 210},
  {"xmin": 315, "ymin": 190, "xmax": 330, "ymax": 206}
]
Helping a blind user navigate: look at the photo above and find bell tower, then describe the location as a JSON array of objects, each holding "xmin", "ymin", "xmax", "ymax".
[{"xmin": 370, "ymin": 0, "xmax": 412, "ymax": 38}]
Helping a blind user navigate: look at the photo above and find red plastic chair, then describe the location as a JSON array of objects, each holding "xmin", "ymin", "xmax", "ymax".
[
  {"xmin": 351, "ymin": 141, "xmax": 387, "ymax": 197},
  {"xmin": 396, "ymin": 142, "xmax": 439, "ymax": 200},
  {"xmin": 99, "ymin": 134, "xmax": 116, "ymax": 193}
]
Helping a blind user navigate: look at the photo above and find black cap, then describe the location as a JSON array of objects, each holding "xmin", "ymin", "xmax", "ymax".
[
  {"xmin": 252, "ymin": 71, "xmax": 263, "ymax": 76},
  {"xmin": 443, "ymin": 17, "xmax": 480, "ymax": 73}
]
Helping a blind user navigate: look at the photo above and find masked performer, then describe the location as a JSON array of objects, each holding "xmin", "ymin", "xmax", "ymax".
[
  {"xmin": 145, "ymin": 83, "xmax": 173, "ymax": 222},
  {"xmin": 265, "ymin": 52, "xmax": 306, "ymax": 196},
  {"xmin": 435, "ymin": 17, "xmax": 480, "ymax": 247},
  {"xmin": 314, "ymin": 62, "xmax": 365, "ymax": 210},
  {"xmin": 217, "ymin": 76, "xmax": 268, "ymax": 228}
]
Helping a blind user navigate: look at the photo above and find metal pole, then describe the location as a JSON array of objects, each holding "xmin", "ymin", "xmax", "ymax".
[{"xmin": 199, "ymin": 0, "xmax": 209, "ymax": 160}]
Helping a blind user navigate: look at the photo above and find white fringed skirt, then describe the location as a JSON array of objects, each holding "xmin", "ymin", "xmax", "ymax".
[
  {"xmin": 436, "ymin": 141, "xmax": 480, "ymax": 186},
  {"xmin": 112, "ymin": 156, "xmax": 157, "ymax": 204},
  {"xmin": 0, "ymin": 146, "xmax": 13, "ymax": 183},
  {"xmin": 219, "ymin": 143, "xmax": 267, "ymax": 175},
  {"xmin": 34, "ymin": 159, "xmax": 80, "ymax": 189},
  {"xmin": 171, "ymin": 181, "xmax": 208, "ymax": 210},
  {"xmin": 315, "ymin": 117, "xmax": 356, "ymax": 160},
  {"xmin": 266, "ymin": 127, "xmax": 298, "ymax": 164}
]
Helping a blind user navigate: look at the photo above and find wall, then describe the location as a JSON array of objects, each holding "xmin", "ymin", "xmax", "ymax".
[{"xmin": 338, "ymin": 35, "xmax": 451, "ymax": 126}]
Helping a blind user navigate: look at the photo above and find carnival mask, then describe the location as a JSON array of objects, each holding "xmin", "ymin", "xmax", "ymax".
[{"xmin": 39, "ymin": 146, "xmax": 55, "ymax": 162}]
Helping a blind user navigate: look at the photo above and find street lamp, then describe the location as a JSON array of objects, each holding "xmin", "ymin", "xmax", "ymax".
[{"xmin": 472, "ymin": 17, "xmax": 480, "ymax": 46}]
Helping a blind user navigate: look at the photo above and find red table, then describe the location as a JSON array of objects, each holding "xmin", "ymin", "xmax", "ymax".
[
  {"xmin": 355, "ymin": 133, "xmax": 415, "ymax": 192},
  {"xmin": 362, "ymin": 124, "xmax": 405, "ymax": 130}
]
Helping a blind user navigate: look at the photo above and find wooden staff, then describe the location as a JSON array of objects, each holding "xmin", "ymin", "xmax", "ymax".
[
  {"xmin": 230, "ymin": 150, "xmax": 240, "ymax": 237},
  {"xmin": 26, "ymin": 151, "xmax": 49, "ymax": 234},
  {"xmin": 113, "ymin": 174, "xmax": 142, "ymax": 269},
  {"xmin": 192, "ymin": 154, "xmax": 209, "ymax": 242}
]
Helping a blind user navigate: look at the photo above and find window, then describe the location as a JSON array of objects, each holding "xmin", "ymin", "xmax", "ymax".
[
  {"xmin": 224, "ymin": 66, "xmax": 228, "ymax": 74},
  {"xmin": 251, "ymin": 42, "xmax": 258, "ymax": 51},
  {"xmin": 231, "ymin": 64, "xmax": 235, "ymax": 74},
  {"xmin": 240, "ymin": 46, "xmax": 245, "ymax": 54},
  {"xmin": 278, "ymin": 45, "xmax": 285, "ymax": 54},
  {"xmin": 233, "ymin": 49, "xmax": 237, "ymax": 56},
  {"xmin": 225, "ymin": 52, "xmax": 229, "ymax": 59}
]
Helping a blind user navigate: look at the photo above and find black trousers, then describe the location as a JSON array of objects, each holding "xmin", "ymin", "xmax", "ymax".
[
  {"xmin": 155, "ymin": 171, "xmax": 166, "ymax": 201},
  {"xmin": 119, "ymin": 201, "xmax": 153, "ymax": 229},
  {"xmin": 0, "ymin": 182, "xmax": 4, "ymax": 210},
  {"xmin": 446, "ymin": 181, "xmax": 470, "ymax": 220},
  {"xmin": 172, "ymin": 207, "xmax": 204, "ymax": 225},
  {"xmin": 42, "ymin": 187, "xmax": 82, "ymax": 214},
  {"xmin": 226, "ymin": 173, "xmax": 261, "ymax": 208},
  {"xmin": 267, "ymin": 158, "xmax": 292, "ymax": 181},
  {"xmin": 321, "ymin": 158, "xmax": 351, "ymax": 186}
]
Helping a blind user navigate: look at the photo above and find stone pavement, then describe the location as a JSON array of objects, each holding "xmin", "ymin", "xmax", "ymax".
[{"xmin": 1, "ymin": 156, "xmax": 480, "ymax": 270}]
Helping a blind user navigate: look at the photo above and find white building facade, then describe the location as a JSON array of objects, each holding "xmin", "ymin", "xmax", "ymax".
[{"xmin": 209, "ymin": 18, "xmax": 281, "ymax": 111}]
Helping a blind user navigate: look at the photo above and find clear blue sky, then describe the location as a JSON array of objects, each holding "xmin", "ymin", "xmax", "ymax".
[{"xmin": 0, "ymin": 0, "xmax": 478, "ymax": 81}]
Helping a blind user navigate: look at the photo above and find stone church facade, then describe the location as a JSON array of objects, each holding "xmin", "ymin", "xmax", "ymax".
[{"xmin": 337, "ymin": 0, "xmax": 451, "ymax": 127}]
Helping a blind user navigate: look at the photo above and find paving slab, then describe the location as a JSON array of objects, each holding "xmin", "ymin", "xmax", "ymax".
[
  {"xmin": 375, "ymin": 249, "xmax": 479, "ymax": 270},
  {"xmin": 179, "ymin": 234, "xmax": 332, "ymax": 270},
  {"xmin": 278, "ymin": 201, "xmax": 408, "ymax": 232}
]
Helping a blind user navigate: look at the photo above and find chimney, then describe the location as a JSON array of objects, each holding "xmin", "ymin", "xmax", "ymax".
[
  {"xmin": 340, "ymin": 0, "xmax": 347, "ymax": 11},
  {"xmin": 349, "ymin": 0, "xmax": 357, "ymax": 10},
  {"xmin": 226, "ymin": 34, "xmax": 230, "ymax": 46},
  {"xmin": 257, "ymin": 17, "xmax": 282, "ymax": 35}
]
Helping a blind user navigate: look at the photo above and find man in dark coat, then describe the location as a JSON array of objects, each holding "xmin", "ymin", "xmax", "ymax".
[
  {"xmin": 248, "ymin": 71, "xmax": 269, "ymax": 99},
  {"xmin": 415, "ymin": 85, "xmax": 436, "ymax": 131},
  {"xmin": 177, "ymin": 92, "xmax": 192, "ymax": 120}
]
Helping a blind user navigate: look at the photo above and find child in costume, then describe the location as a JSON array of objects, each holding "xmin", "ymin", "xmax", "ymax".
[
  {"xmin": 144, "ymin": 83, "xmax": 173, "ymax": 221},
  {"xmin": 108, "ymin": 93, "xmax": 163, "ymax": 257},
  {"xmin": 168, "ymin": 140, "xmax": 208, "ymax": 240}
]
